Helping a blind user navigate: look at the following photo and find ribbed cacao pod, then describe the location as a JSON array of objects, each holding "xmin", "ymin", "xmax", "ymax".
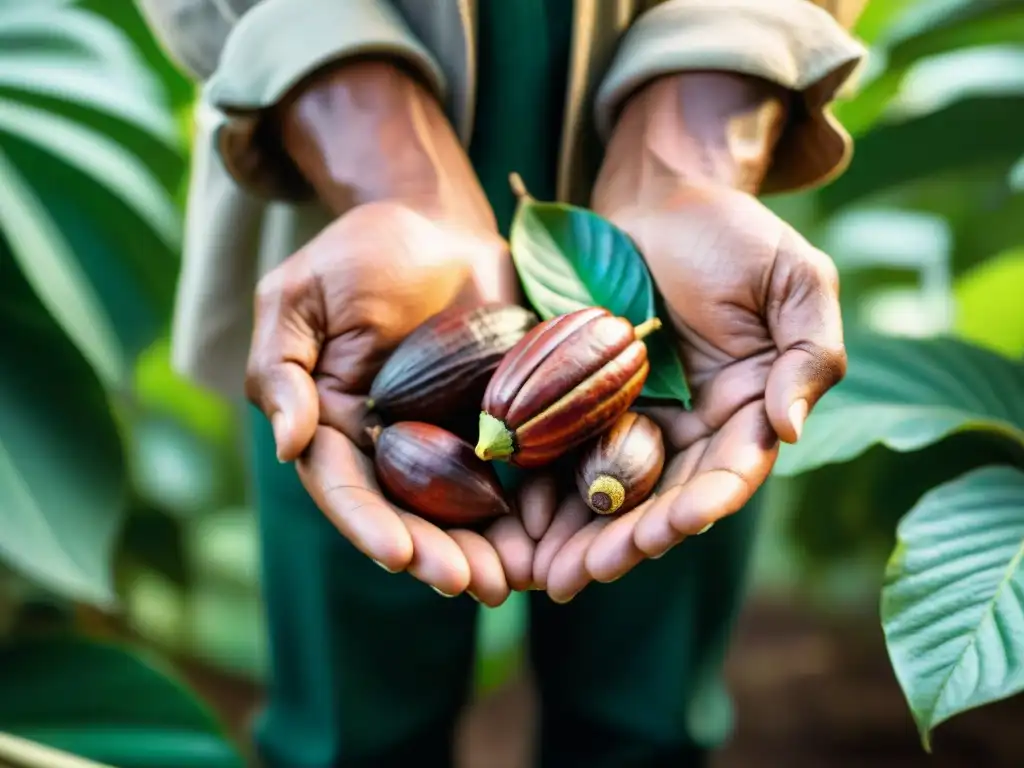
[
  {"xmin": 475, "ymin": 307, "xmax": 661, "ymax": 468},
  {"xmin": 370, "ymin": 421, "xmax": 510, "ymax": 526},
  {"xmin": 575, "ymin": 411, "xmax": 665, "ymax": 515},
  {"xmin": 367, "ymin": 303, "xmax": 538, "ymax": 429}
]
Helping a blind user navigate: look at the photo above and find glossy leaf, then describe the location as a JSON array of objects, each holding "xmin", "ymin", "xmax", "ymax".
[
  {"xmin": 774, "ymin": 332, "xmax": 1024, "ymax": 477},
  {"xmin": 784, "ymin": 429, "xmax": 1023, "ymax": 571},
  {"xmin": 509, "ymin": 191, "xmax": 692, "ymax": 407},
  {"xmin": 0, "ymin": 1, "xmax": 185, "ymax": 383},
  {"xmin": 823, "ymin": 96, "xmax": 1024, "ymax": 214},
  {"xmin": 0, "ymin": 245, "xmax": 126, "ymax": 607},
  {"xmin": 0, "ymin": 636, "xmax": 243, "ymax": 768},
  {"xmin": 882, "ymin": 465, "xmax": 1024, "ymax": 748},
  {"xmin": 836, "ymin": 0, "xmax": 1024, "ymax": 135}
]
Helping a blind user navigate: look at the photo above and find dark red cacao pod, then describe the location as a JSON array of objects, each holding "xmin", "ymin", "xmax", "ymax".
[
  {"xmin": 367, "ymin": 303, "xmax": 538, "ymax": 430},
  {"xmin": 475, "ymin": 307, "xmax": 660, "ymax": 468},
  {"xmin": 371, "ymin": 421, "xmax": 510, "ymax": 526},
  {"xmin": 575, "ymin": 411, "xmax": 665, "ymax": 515}
]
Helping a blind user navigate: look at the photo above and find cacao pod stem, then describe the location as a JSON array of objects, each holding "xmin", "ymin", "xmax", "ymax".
[
  {"xmin": 633, "ymin": 317, "xmax": 662, "ymax": 341},
  {"xmin": 588, "ymin": 474, "xmax": 627, "ymax": 515},
  {"xmin": 475, "ymin": 411, "xmax": 515, "ymax": 461},
  {"xmin": 366, "ymin": 425, "xmax": 382, "ymax": 445}
]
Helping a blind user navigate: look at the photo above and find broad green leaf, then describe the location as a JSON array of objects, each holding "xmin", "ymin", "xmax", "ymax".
[
  {"xmin": 882, "ymin": 465, "xmax": 1024, "ymax": 748},
  {"xmin": 775, "ymin": 332, "xmax": 1024, "ymax": 476},
  {"xmin": 0, "ymin": 245, "xmax": 126, "ymax": 607},
  {"xmin": 784, "ymin": 429, "xmax": 1023, "ymax": 572},
  {"xmin": 0, "ymin": 148, "xmax": 124, "ymax": 386},
  {"xmin": 509, "ymin": 191, "xmax": 692, "ymax": 407},
  {"xmin": 823, "ymin": 96, "xmax": 1024, "ymax": 214},
  {"xmin": 836, "ymin": 0, "xmax": 1024, "ymax": 135},
  {"xmin": 0, "ymin": 59, "xmax": 177, "ymax": 143},
  {"xmin": 0, "ymin": 99, "xmax": 179, "ymax": 245},
  {"xmin": 0, "ymin": 7, "xmax": 155, "ymax": 79},
  {"xmin": 0, "ymin": 636, "xmax": 244, "ymax": 768},
  {"xmin": 954, "ymin": 248, "xmax": 1024, "ymax": 358}
]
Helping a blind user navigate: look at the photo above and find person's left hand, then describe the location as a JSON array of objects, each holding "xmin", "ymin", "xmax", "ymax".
[{"xmin": 533, "ymin": 183, "xmax": 847, "ymax": 602}]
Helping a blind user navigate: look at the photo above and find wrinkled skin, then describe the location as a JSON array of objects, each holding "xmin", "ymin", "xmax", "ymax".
[
  {"xmin": 244, "ymin": 200, "xmax": 543, "ymax": 605},
  {"xmin": 533, "ymin": 183, "xmax": 847, "ymax": 602}
]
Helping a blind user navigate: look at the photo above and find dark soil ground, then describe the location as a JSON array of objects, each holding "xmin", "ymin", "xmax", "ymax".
[{"xmin": 179, "ymin": 595, "xmax": 1024, "ymax": 767}]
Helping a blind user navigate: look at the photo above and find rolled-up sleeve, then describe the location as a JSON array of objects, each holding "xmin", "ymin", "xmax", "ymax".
[
  {"xmin": 139, "ymin": 0, "xmax": 448, "ymax": 200},
  {"xmin": 595, "ymin": 0, "xmax": 869, "ymax": 194}
]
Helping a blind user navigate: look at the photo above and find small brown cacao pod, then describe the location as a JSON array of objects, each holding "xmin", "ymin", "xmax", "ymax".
[
  {"xmin": 475, "ymin": 307, "xmax": 661, "ymax": 468},
  {"xmin": 575, "ymin": 411, "xmax": 665, "ymax": 515},
  {"xmin": 368, "ymin": 303, "xmax": 538, "ymax": 429},
  {"xmin": 370, "ymin": 421, "xmax": 510, "ymax": 526}
]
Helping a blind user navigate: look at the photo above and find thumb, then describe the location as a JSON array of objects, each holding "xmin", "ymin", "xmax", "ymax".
[
  {"xmin": 764, "ymin": 231, "xmax": 847, "ymax": 443},
  {"xmin": 244, "ymin": 260, "xmax": 323, "ymax": 462}
]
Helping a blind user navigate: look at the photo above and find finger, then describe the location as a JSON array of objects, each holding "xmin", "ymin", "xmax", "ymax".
[
  {"xmin": 485, "ymin": 515, "xmax": 536, "ymax": 592},
  {"xmin": 634, "ymin": 402, "xmax": 777, "ymax": 556},
  {"xmin": 401, "ymin": 513, "xmax": 472, "ymax": 597},
  {"xmin": 623, "ymin": 443, "xmax": 704, "ymax": 558},
  {"xmin": 533, "ymin": 496, "xmax": 591, "ymax": 589},
  {"xmin": 518, "ymin": 473, "xmax": 559, "ymax": 541},
  {"xmin": 448, "ymin": 529, "xmax": 510, "ymax": 607},
  {"xmin": 316, "ymin": 381, "xmax": 381, "ymax": 450},
  {"xmin": 297, "ymin": 427, "xmax": 414, "ymax": 571},
  {"xmin": 546, "ymin": 518, "xmax": 613, "ymax": 604},
  {"xmin": 245, "ymin": 259, "xmax": 323, "ymax": 461},
  {"xmin": 765, "ymin": 235, "xmax": 847, "ymax": 443},
  {"xmin": 584, "ymin": 497, "xmax": 655, "ymax": 583}
]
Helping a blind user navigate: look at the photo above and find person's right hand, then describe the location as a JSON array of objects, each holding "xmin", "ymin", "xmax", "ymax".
[{"xmin": 244, "ymin": 200, "xmax": 546, "ymax": 605}]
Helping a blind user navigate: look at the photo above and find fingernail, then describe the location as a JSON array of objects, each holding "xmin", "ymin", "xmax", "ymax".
[
  {"xmin": 467, "ymin": 590, "xmax": 481, "ymax": 603},
  {"xmin": 372, "ymin": 559, "xmax": 398, "ymax": 574},
  {"xmin": 789, "ymin": 399, "xmax": 808, "ymax": 440},
  {"xmin": 551, "ymin": 590, "xmax": 579, "ymax": 605},
  {"xmin": 271, "ymin": 412, "xmax": 288, "ymax": 462},
  {"xmin": 697, "ymin": 522, "xmax": 715, "ymax": 535},
  {"xmin": 431, "ymin": 586, "xmax": 456, "ymax": 598}
]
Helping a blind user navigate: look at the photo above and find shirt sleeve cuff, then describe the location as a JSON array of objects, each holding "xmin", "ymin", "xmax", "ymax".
[
  {"xmin": 594, "ymin": 0, "xmax": 868, "ymax": 195},
  {"xmin": 203, "ymin": 0, "xmax": 448, "ymax": 201}
]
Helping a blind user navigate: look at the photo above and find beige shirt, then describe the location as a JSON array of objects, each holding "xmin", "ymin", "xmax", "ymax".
[{"xmin": 137, "ymin": 0, "xmax": 868, "ymax": 396}]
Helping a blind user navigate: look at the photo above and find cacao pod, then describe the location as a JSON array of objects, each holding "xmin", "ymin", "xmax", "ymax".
[
  {"xmin": 475, "ymin": 307, "xmax": 661, "ymax": 468},
  {"xmin": 370, "ymin": 421, "xmax": 510, "ymax": 526},
  {"xmin": 368, "ymin": 303, "xmax": 538, "ymax": 428},
  {"xmin": 576, "ymin": 411, "xmax": 665, "ymax": 515}
]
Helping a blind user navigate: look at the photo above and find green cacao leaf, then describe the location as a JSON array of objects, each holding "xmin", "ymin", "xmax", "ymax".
[
  {"xmin": 0, "ymin": 243, "xmax": 126, "ymax": 607},
  {"xmin": 881, "ymin": 465, "xmax": 1024, "ymax": 749},
  {"xmin": 0, "ymin": 636, "xmax": 243, "ymax": 768},
  {"xmin": 836, "ymin": 0, "xmax": 1024, "ymax": 136},
  {"xmin": 774, "ymin": 332, "xmax": 1024, "ymax": 477},
  {"xmin": 822, "ymin": 96, "xmax": 1024, "ymax": 215},
  {"xmin": 508, "ymin": 185, "xmax": 692, "ymax": 408}
]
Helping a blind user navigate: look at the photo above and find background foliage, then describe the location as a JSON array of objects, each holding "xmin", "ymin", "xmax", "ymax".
[{"xmin": 1, "ymin": 0, "xmax": 1023, "ymax": 763}]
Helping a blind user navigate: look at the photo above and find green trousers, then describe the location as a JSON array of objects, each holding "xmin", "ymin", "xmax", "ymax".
[{"xmin": 246, "ymin": 408, "xmax": 761, "ymax": 767}]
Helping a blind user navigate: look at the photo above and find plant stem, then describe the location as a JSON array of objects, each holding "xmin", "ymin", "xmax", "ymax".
[
  {"xmin": 508, "ymin": 172, "xmax": 533, "ymax": 202},
  {"xmin": 633, "ymin": 317, "xmax": 663, "ymax": 341}
]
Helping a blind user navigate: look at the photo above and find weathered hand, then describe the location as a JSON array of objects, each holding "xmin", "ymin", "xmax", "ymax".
[
  {"xmin": 537, "ymin": 184, "xmax": 846, "ymax": 601},
  {"xmin": 244, "ymin": 201, "xmax": 540, "ymax": 604}
]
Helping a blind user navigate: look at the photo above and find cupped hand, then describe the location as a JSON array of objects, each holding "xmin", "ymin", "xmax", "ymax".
[
  {"xmin": 244, "ymin": 200, "xmax": 545, "ymax": 604},
  {"xmin": 535, "ymin": 184, "xmax": 847, "ymax": 602}
]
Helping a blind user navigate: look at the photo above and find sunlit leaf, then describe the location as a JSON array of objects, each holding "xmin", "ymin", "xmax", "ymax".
[
  {"xmin": 882, "ymin": 466, "xmax": 1024, "ymax": 749},
  {"xmin": 509, "ymin": 186, "xmax": 692, "ymax": 407},
  {"xmin": 775, "ymin": 332, "xmax": 1024, "ymax": 476},
  {"xmin": 0, "ymin": 636, "xmax": 244, "ymax": 768},
  {"xmin": 0, "ymin": 245, "xmax": 126, "ymax": 607}
]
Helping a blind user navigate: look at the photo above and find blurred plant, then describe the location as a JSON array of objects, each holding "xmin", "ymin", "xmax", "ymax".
[
  {"xmin": 0, "ymin": 1, "xmax": 243, "ymax": 764},
  {"xmin": 758, "ymin": 0, "xmax": 1024, "ymax": 751},
  {"xmin": 775, "ymin": 332, "xmax": 1024, "ymax": 751}
]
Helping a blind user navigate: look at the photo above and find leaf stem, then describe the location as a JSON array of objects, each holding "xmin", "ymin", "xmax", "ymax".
[
  {"xmin": 508, "ymin": 172, "xmax": 533, "ymax": 202},
  {"xmin": 634, "ymin": 317, "xmax": 663, "ymax": 341},
  {"xmin": 366, "ymin": 426, "xmax": 382, "ymax": 445}
]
